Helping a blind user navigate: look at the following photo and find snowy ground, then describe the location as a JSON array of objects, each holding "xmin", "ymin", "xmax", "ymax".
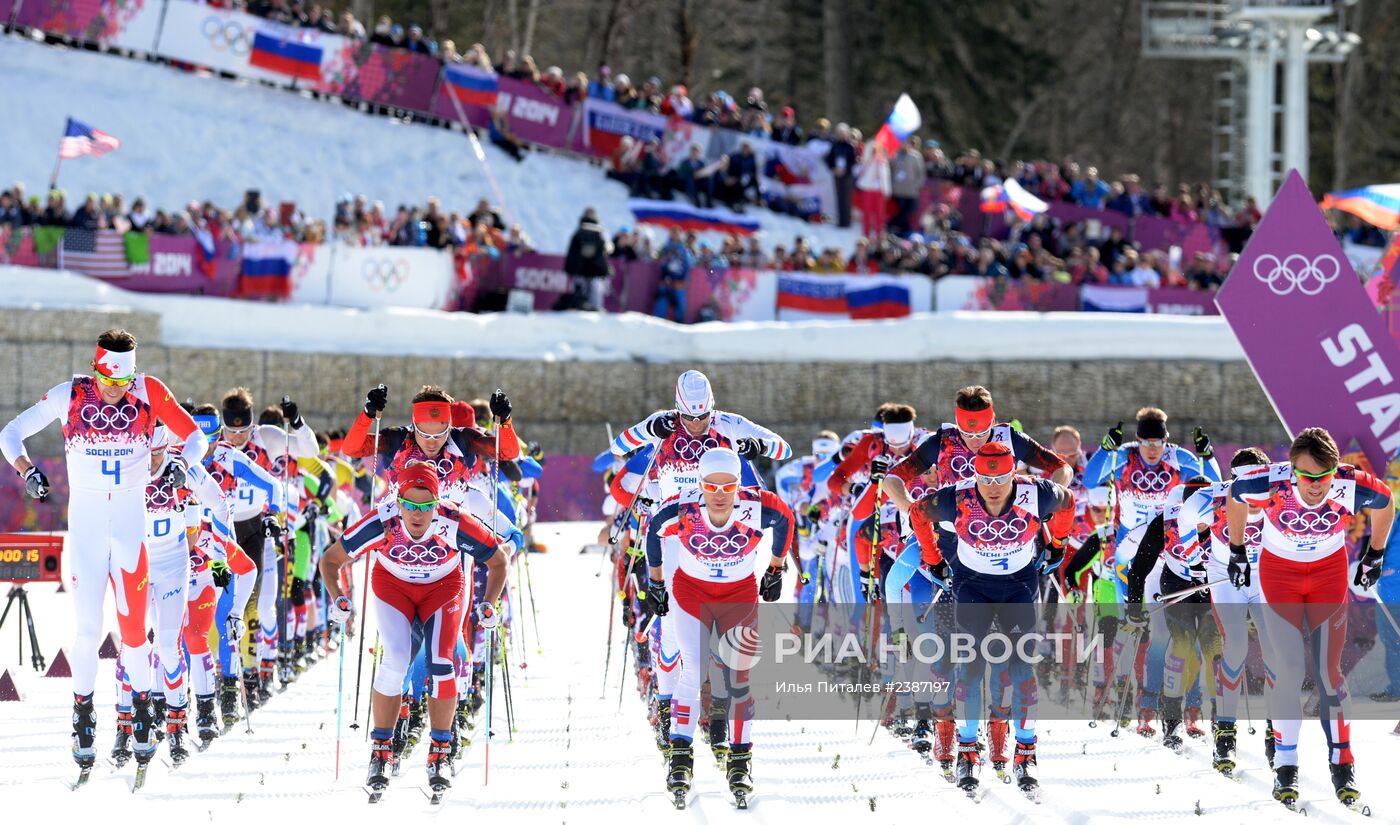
[
  {"xmin": 0, "ymin": 35, "xmax": 859, "ymax": 256},
  {"xmin": 0, "ymin": 521, "xmax": 1395, "ymax": 822}
]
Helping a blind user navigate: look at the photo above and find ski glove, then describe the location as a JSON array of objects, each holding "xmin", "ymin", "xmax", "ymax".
[
  {"xmin": 1354, "ymin": 536, "xmax": 1384, "ymax": 590},
  {"xmin": 647, "ymin": 578, "xmax": 670, "ymax": 616},
  {"xmin": 759, "ymin": 565, "xmax": 784, "ymax": 602},
  {"xmin": 860, "ymin": 569, "xmax": 881, "ymax": 602},
  {"xmin": 921, "ymin": 560, "xmax": 952, "ymax": 594},
  {"xmin": 263, "ymin": 515, "xmax": 283, "ymax": 541},
  {"xmin": 163, "ymin": 454, "xmax": 188, "ymax": 489},
  {"xmin": 328, "ymin": 595, "xmax": 352, "ymax": 627},
  {"xmin": 22, "ymin": 466, "xmax": 50, "ymax": 500},
  {"xmin": 646, "ymin": 411, "xmax": 677, "ymax": 439},
  {"xmin": 475, "ymin": 602, "xmax": 499, "ymax": 631},
  {"xmin": 208, "ymin": 559, "xmax": 232, "ymax": 588},
  {"xmin": 1190, "ymin": 426, "xmax": 1213, "ymax": 460},
  {"xmin": 1038, "ymin": 542, "xmax": 1065, "ymax": 575},
  {"xmin": 225, "ymin": 616, "xmax": 246, "ymax": 642},
  {"xmin": 364, "ymin": 384, "xmax": 388, "ymax": 417},
  {"xmin": 488, "ymin": 389, "xmax": 512, "ymax": 422},
  {"xmin": 805, "ymin": 503, "xmax": 822, "ymax": 523},
  {"xmin": 1124, "ymin": 603, "xmax": 1147, "ymax": 631},
  {"xmin": 279, "ymin": 396, "xmax": 303, "ymax": 428},
  {"xmin": 1102, "ymin": 421, "xmax": 1124, "ymax": 452},
  {"xmin": 1227, "ymin": 542, "xmax": 1251, "ymax": 588},
  {"xmin": 869, "ymin": 456, "xmax": 891, "ymax": 482},
  {"xmin": 735, "ymin": 438, "xmax": 764, "ymax": 459}
]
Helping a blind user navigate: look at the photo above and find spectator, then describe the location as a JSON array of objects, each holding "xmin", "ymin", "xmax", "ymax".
[
  {"xmin": 369, "ymin": 16, "xmax": 396, "ymax": 47},
  {"xmin": 662, "ymin": 85, "xmax": 693, "ymax": 119},
  {"xmin": 846, "ymin": 237, "xmax": 879, "ymax": 273},
  {"xmin": 1106, "ymin": 174, "xmax": 1150, "ymax": 217},
  {"xmin": 607, "ymin": 136, "xmax": 644, "ymax": 191},
  {"xmin": 516, "ymin": 54, "xmax": 540, "ymax": 83},
  {"xmin": 541, "ymin": 66, "xmax": 567, "ymax": 97},
  {"xmin": 638, "ymin": 76, "xmax": 663, "ymax": 112},
  {"xmin": 1123, "ymin": 249, "xmax": 1160, "ymax": 287},
  {"xmin": 439, "ymin": 40, "xmax": 459, "ymax": 62},
  {"xmin": 611, "ymin": 227, "xmax": 639, "ymax": 261},
  {"xmin": 1068, "ymin": 165, "xmax": 1107, "ymax": 208},
  {"xmin": 653, "ymin": 227, "xmax": 693, "ymax": 322},
  {"xmin": 1169, "ymin": 192, "xmax": 1198, "ymax": 225},
  {"xmin": 632, "ymin": 140, "xmax": 665, "ymax": 198},
  {"xmin": 716, "ymin": 143, "xmax": 759, "ymax": 210},
  {"xmin": 826, "ymin": 123, "xmax": 856, "ymax": 228},
  {"xmin": 564, "ymin": 72, "xmax": 589, "ymax": 106},
  {"xmin": 669, "ymin": 144, "xmax": 714, "ymax": 208},
  {"xmin": 1235, "ymin": 195, "xmax": 1262, "ymax": 228},
  {"xmin": 38, "ymin": 189, "xmax": 66, "ymax": 226},
  {"xmin": 613, "ymin": 74, "xmax": 640, "ymax": 108},
  {"xmin": 807, "ymin": 118, "xmax": 832, "ymax": 146},
  {"xmin": 854, "ymin": 142, "xmax": 890, "ymax": 239},
  {"xmin": 340, "ymin": 10, "xmax": 365, "ymax": 39},
  {"xmin": 772, "ymin": 107, "xmax": 802, "ymax": 145},
  {"xmin": 923, "ymin": 140, "xmax": 951, "ymax": 180},
  {"xmin": 469, "ymin": 199, "xmax": 505, "ymax": 232},
  {"xmin": 559, "ymin": 207, "xmax": 611, "ymax": 311},
  {"xmin": 462, "ymin": 43, "xmax": 492, "ymax": 71},
  {"xmin": 489, "ymin": 105, "xmax": 528, "ymax": 162},
  {"xmin": 1185, "ymin": 252, "xmax": 1223, "ymax": 290},
  {"xmin": 974, "ymin": 244, "xmax": 1010, "ymax": 279},
  {"xmin": 1006, "ymin": 244, "xmax": 1043, "ymax": 280},
  {"xmin": 589, "ymin": 65, "xmax": 615, "ymax": 102},
  {"xmin": 404, "ymin": 25, "xmax": 432, "ymax": 55},
  {"xmin": 1148, "ymin": 183, "xmax": 1172, "ymax": 217},
  {"xmin": 889, "ymin": 135, "xmax": 926, "ymax": 236}
]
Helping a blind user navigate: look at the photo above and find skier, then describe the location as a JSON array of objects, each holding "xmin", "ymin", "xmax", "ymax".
[
  {"xmin": 908, "ymin": 442, "xmax": 1074, "ymax": 800},
  {"xmin": 0, "ymin": 328, "xmax": 206, "ymax": 785},
  {"xmin": 1227, "ymin": 427, "xmax": 1393, "ymax": 809},
  {"xmin": 644, "ymin": 447, "xmax": 791, "ymax": 809},
  {"xmin": 321, "ymin": 461, "xmax": 511, "ymax": 801}
]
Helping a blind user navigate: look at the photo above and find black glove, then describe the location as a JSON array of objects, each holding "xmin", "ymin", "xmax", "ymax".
[
  {"xmin": 1191, "ymin": 426, "xmax": 1213, "ymax": 460},
  {"xmin": 1187, "ymin": 561, "xmax": 1209, "ymax": 584},
  {"xmin": 759, "ymin": 564, "xmax": 784, "ymax": 601},
  {"xmin": 303, "ymin": 499, "xmax": 322, "ymax": 522},
  {"xmin": 1038, "ymin": 541, "xmax": 1065, "ymax": 575},
  {"xmin": 364, "ymin": 384, "xmax": 388, "ymax": 417},
  {"xmin": 1354, "ymin": 536, "xmax": 1384, "ymax": 590},
  {"xmin": 163, "ymin": 454, "xmax": 188, "ymax": 489},
  {"xmin": 1124, "ymin": 602, "xmax": 1147, "ymax": 631},
  {"xmin": 208, "ymin": 559, "xmax": 232, "ymax": 589},
  {"xmin": 279, "ymin": 396, "xmax": 303, "ymax": 428},
  {"xmin": 869, "ymin": 455, "xmax": 891, "ymax": 482},
  {"xmin": 488, "ymin": 389, "xmax": 512, "ymax": 422},
  {"xmin": 735, "ymin": 438, "xmax": 764, "ymax": 459},
  {"xmin": 806, "ymin": 503, "xmax": 822, "ymax": 522},
  {"xmin": 860, "ymin": 569, "xmax": 881, "ymax": 602},
  {"xmin": 647, "ymin": 578, "xmax": 670, "ymax": 616},
  {"xmin": 22, "ymin": 466, "xmax": 49, "ymax": 500},
  {"xmin": 1102, "ymin": 421, "xmax": 1124, "ymax": 452},
  {"xmin": 1227, "ymin": 542, "xmax": 1251, "ymax": 588},
  {"xmin": 645, "ymin": 411, "xmax": 677, "ymax": 439},
  {"xmin": 849, "ymin": 481, "xmax": 868, "ymax": 500},
  {"xmin": 922, "ymin": 560, "xmax": 951, "ymax": 593},
  {"xmin": 263, "ymin": 515, "xmax": 283, "ymax": 541}
]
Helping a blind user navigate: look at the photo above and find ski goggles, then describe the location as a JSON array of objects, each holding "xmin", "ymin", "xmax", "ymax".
[
  {"xmin": 679, "ymin": 410, "xmax": 712, "ymax": 423},
  {"xmin": 416, "ymin": 426, "xmax": 451, "ymax": 441},
  {"xmin": 221, "ymin": 422, "xmax": 254, "ymax": 436},
  {"xmin": 975, "ymin": 470, "xmax": 1015, "ymax": 486},
  {"xmin": 1293, "ymin": 466, "xmax": 1337, "ymax": 482},
  {"xmin": 397, "ymin": 496, "xmax": 439, "ymax": 513},
  {"xmin": 94, "ymin": 373, "xmax": 134, "ymax": 388},
  {"xmin": 700, "ymin": 479, "xmax": 739, "ymax": 494},
  {"xmin": 1137, "ymin": 438, "xmax": 1167, "ymax": 449}
]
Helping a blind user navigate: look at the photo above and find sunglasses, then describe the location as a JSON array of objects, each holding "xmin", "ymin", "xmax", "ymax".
[
  {"xmin": 1138, "ymin": 438, "xmax": 1167, "ymax": 449},
  {"xmin": 222, "ymin": 423, "xmax": 254, "ymax": 435},
  {"xmin": 975, "ymin": 471, "xmax": 1015, "ymax": 486},
  {"xmin": 679, "ymin": 411, "xmax": 711, "ymax": 422},
  {"xmin": 417, "ymin": 427, "xmax": 451, "ymax": 441},
  {"xmin": 700, "ymin": 480, "xmax": 739, "ymax": 494},
  {"xmin": 397, "ymin": 496, "xmax": 438, "ymax": 512},
  {"xmin": 1294, "ymin": 467, "xmax": 1337, "ymax": 481},
  {"xmin": 959, "ymin": 428, "xmax": 992, "ymax": 440},
  {"xmin": 95, "ymin": 373, "xmax": 134, "ymax": 387}
]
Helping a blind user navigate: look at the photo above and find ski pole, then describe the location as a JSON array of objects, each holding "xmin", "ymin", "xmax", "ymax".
[
  {"xmin": 616, "ymin": 626, "xmax": 631, "ymax": 712},
  {"xmin": 334, "ymin": 621, "xmax": 346, "ymax": 780},
  {"xmin": 500, "ymin": 628, "xmax": 516, "ymax": 741},
  {"xmin": 1148, "ymin": 578, "xmax": 1228, "ymax": 614},
  {"xmin": 602, "ymin": 572, "xmax": 618, "ymax": 698},
  {"xmin": 609, "ymin": 446, "xmax": 659, "ymax": 545},
  {"xmin": 363, "ymin": 634, "xmax": 379, "ymax": 741},
  {"xmin": 483, "ymin": 625, "xmax": 495, "ymax": 785},
  {"xmin": 522, "ymin": 541, "xmax": 542, "ymax": 654},
  {"xmin": 230, "ymin": 617, "xmax": 255, "ymax": 735},
  {"xmin": 349, "ymin": 405, "xmax": 382, "ymax": 730}
]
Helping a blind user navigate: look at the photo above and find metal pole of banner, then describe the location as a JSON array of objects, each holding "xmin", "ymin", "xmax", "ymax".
[
  {"xmin": 442, "ymin": 79, "xmax": 513, "ymax": 226},
  {"xmin": 325, "ymin": 237, "xmax": 336, "ymax": 306},
  {"xmin": 150, "ymin": 0, "xmax": 171, "ymax": 56}
]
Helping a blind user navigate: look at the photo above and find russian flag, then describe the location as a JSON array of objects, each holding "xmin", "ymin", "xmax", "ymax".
[
  {"xmin": 776, "ymin": 275, "xmax": 847, "ymax": 321},
  {"xmin": 1321, "ymin": 183, "xmax": 1400, "ymax": 230},
  {"xmin": 249, "ymin": 26, "xmax": 322, "ymax": 81},
  {"xmin": 981, "ymin": 180, "xmax": 1047, "ymax": 222},
  {"xmin": 873, "ymin": 93, "xmax": 921, "ymax": 156},
  {"xmin": 442, "ymin": 64, "xmax": 499, "ymax": 108},
  {"xmin": 629, "ymin": 199, "xmax": 759, "ymax": 235},
  {"xmin": 586, "ymin": 104, "xmax": 665, "ymax": 157},
  {"xmin": 239, "ymin": 238, "xmax": 298, "ymax": 298},
  {"xmin": 846, "ymin": 282, "xmax": 911, "ymax": 320}
]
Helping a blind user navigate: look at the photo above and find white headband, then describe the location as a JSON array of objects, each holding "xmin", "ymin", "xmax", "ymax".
[
  {"xmin": 883, "ymin": 421, "xmax": 914, "ymax": 446},
  {"xmin": 95, "ymin": 345, "xmax": 136, "ymax": 379}
]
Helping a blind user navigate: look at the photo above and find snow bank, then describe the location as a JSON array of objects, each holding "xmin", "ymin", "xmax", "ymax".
[
  {"xmin": 0, "ymin": 266, "xmax": 1246, "ymax": 362},
  {"xmin": 0, "ymin": 36, "xmax": 859, "ymax": 255}
]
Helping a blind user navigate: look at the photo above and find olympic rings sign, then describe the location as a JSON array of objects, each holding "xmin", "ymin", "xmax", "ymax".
[
  {"xmin": 362, "ymin": 257, "xmax": 410, "ymax": 292},
  {"xmin": 1252, "ymin": 253, "xmax": 1340, "ymax": 297},
  {"xmin": 201, "ymin": 17, "xmax": 252, "ymax": 55}
]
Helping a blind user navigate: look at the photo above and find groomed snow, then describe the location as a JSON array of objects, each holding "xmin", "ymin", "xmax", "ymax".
[
  {"xmin": 0, "ymin": 521, "xmax": 1395, "ymax": 823},
  {"xmin": 0, "ymin": 266, "xmax": 1246, "ymax": 362},
  {"xmin": 0, "ymin": 35, "xmax": 860, "ymax": 255}
]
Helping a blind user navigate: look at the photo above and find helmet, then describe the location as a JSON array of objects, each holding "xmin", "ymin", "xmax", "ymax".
[{"xmin": 674, "ymin": 370, "xmax": 714, "ymax": 417}]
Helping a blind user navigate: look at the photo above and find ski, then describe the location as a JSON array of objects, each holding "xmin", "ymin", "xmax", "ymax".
[
  {"xmin": 365, "ymin": 784, "xmax": 389, "ymax": 804},
  {"xmin": 129, "ymin": 763, "xmax": 149, "ymax": 793},
  {"xmin": 1019, "ymin": 785, "xmax": 1044, "ymax": 804},
  {"xmin": 963, "ymin": 785, "xmax": 989, "ymax": 804},
  {"xmin": 68, "ymin": 767, "xmax": 93, "ymax": 791},
  {"xmin": 671, "ymin": 789, "xmax": 690, "ymax": 810},
  {"xmin": 732, "ymin": 789, "xmax": 752, "ymax": 809}
]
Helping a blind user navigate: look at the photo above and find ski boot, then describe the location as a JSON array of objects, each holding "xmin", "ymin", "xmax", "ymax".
[
  {"xmin": 277, "ymin": 646, "xmax": 295, "ymax": 687},
  {"xmin": 1273, "ymin": 764, "xmax": 1300, "ymax": 808},
  {"xmin": 391, "ymin": 695, "xmax": 414, "ymax": 768},
  {"xmin": 467, "ymin": 665, "xmax": 486, "ymax": 717},
  {"xmin": 72, "ymin": 694, "xmax": 98, "ymax": 770},
  {"xmin": 454, "ymin": 697, "xmax": 471, "ymax": 733},
  {"xmin": 1013, "ymin": 739, "xmax": 1040, "ymax": 800},
  {"xmin": 218, "ymin": 676, "xmax": 240, "ymax": 728},
  {"xmin": 1135, "ymin": 707, "xmax": 1158, "ymax": 738},
  {"xmin": 292, "ymin": 638, "xmax": 308, "ymax": 675},
  {"xmin": 708, "ymin": 706, "xmax": 730, "ymax": 767},
  {"xmin": 195, "ymin": 694, "xmax": 219, "ymax": 745},
  {"xmin": 425, "ymin": 737, "xmax": 453, "ymax": 802},
  {"xmin": 153, "ymin": 695, "xmax": 167, "ymax": 743},
  {"xmin": 727, "ymin": 743, "xmax": 753, "ymax": 809},
  {"xmin": 257, "ymin": 659, "xmax": 275, "ymax": 705},
  {"xmin": 1212, "ymin": 721, "xmax": 1237, "ymax": 775},
  {"xmin": 935, "ymin": 716, "xmax": 957, "ymax": 779},
  {"xmin": 131, "ymin": 690, "xmax": 157, "ymax": 790},
  {"xmin": 366, "ymin": 735, "xmax": 393, "ymax": 802},
  {"xmin": 890, "ymin": 709, "xmax": 915, "ymax": 739},
  {"xmin": 666, "ymin": 742, "xmax": 694, "ymax": 808},
  {"xmin": 954, "ymin": 740, "xmax": 981, "ymax": 793},
  {"xmin": 243, "ymin": 669, "xmax": 262, "ymax": 710},
  {"xmin": 654, "ymin": 699, "xmax": 672, "ymax": 753},
  {"xmin": 1330, "ymin": 762, "xmax": 1360, "ymax": 807},
  {"xmin": 404, "ymin": 697, "xmax": 426, "ymax": 753},
  {"xmin": 166, "ymin": 705, "xmax": 190, "ymax": 766},
  {"xmin": 111, "ymin": 708, "xmax": 134, "ymax": 767},
  {"xmin": 1160, "ymin": 700, "xmax": 1184, "ymax": 752},
  {"xmin": 910, "ymin": 718, "xmax": 933, "ymax": 759},
  {"xmin": 988, "ymin": 717, "xmax": 1010, "ymax": 781},
  {"xmin": 1184, "ymin": 705, "xmax": 1206, "ymax": 739},
  {"xmin": 1264, "ymin": 721, "xmax": 1276, "ymax": 768}
]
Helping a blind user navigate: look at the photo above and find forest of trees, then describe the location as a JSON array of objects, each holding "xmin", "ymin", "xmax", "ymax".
[{"xmin": 350, "ymin": 0, "xmax": 1399, "ymax": 200}]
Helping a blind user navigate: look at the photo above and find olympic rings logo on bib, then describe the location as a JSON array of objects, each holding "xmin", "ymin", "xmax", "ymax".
[
  {"xmin": 201, "ymin": 17, "xmax": 253, "ymax": 54},
  {"xmin": 1244, "ymin": 523, "xmax": 1262, "ymax": 546},
  {"xmin": 966, "ymin": 517, "xmax": 1030, "ymax": 544},
  {"xmin": 147, "ymin": 483, "xmax": 178, "ymax": 510},
  {"xmin": 1277, "ymin": 509, "xmax": 1340, "ymax": 534},
  {"xmin": 1128, "ymin": 468, "xmax": 1173, "ymax": 493},
  {"xmin": 387, "ymin": 542, "xmax": 449, "ymax": 565},
  {"xmin": 1252, "ymin": 253, "xmax": 1340, "ymax": 297},
  {"xmin": 686, "ymin": 532, "xmax": 749, "ymax": 557},
  {"xmin": 80, "ymin": 402, "xmax": 140, "ymax": 432},
  {"xmin": 947, "ymin": 454, "xmax": 974, "ymax": 479},
  {"xmin": 674, "ymin": 436, "xmax": 721, "ymax": 463}
]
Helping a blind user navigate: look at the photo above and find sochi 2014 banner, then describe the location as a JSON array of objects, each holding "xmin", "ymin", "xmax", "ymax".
[
  {"xmin": 11, "ymin": 0, "xmax": 164, "ymax": 51},
  {"xmin": 288, "ymin": 244, "xmax": 456, "ymax": 310},
  {"xmin": 1216, "ymin": 170, "xmax": 1400, "ymax": 471},
  {"xmin": 431, "ymin": 72, "xmax": 576, "ymax": 150}
]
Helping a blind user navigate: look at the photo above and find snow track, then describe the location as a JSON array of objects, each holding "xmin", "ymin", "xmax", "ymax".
[{"xmin": 1, "ymin": 521, "xmax": 1396, "ymax": 822}]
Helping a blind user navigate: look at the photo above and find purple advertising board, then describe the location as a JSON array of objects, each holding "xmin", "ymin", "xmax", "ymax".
[
  {"xmin": 1147, "ymin": 287, "xmax": 1218, "ymax": 316},
  {"xmin": 1216, "ymin": 171, "xmax": 1400, "ymax": 471},
  {"xmin": 0, "ymin": 0, "xmax": 16, "ymax": 26},
  {"xmin": 319, "ymin": 41, "xmax": 440, "ymax": 112},
  {"xmin": 431, "ymin": 75, "xmax": 576, "ymax": 150},
  {"xmin": 82, "ymin": 234, "xmax": 241, "ymax": 296},
  {"xmin": 475, "ymin": 253, "xmax": 660, "ymax": 313}
]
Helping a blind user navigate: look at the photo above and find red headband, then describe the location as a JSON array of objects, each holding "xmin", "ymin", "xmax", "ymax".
[
  {"xmin": 413, "ymin": 400, "xmax": 452, "ymax": 426},
  {"xmin": 955, "ymin": 406, "xmax": 995, "ymax": 435},
  {"xmin": 328, "ymin": 437, "xmax": 344, "ymax": 453},
  {"xmin": 397, "ymin": 463, "xmax": 440, "ymax": 499},
  {"xmin": 973, "ymin": 443, "xmax": 1014, "ymax": 476},
  {"xmin": 451, "ymin": 400, "xmax": 476, "ymax": 429}
]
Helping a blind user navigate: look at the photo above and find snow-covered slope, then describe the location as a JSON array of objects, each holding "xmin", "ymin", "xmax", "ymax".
[
  {"xmin": 0, "ymin": 36, "xmax": 860, "ymax": 255},
  {"xmin": 0, "ymin": 266, "xmax": 1245, "ymax": 361},
  {"xmin": 0, "ymin": 522, "xmax": 1395, "ymax": 823}
]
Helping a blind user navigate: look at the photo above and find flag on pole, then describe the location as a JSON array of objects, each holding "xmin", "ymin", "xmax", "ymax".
[
  {"xmin": 980, "ymin": 180, "xmax": 1048, "ymax": 222},
  {"xmin": 1321, "ymin": 183, "xmax": 1400, "ymax": 230},
  {"xmin": 59, "ymin": 118, "xmax": 121, "ymax": 160},
  {"xmin": 873, "ymin": 94, "xmax": 921, "ymax": 155}
]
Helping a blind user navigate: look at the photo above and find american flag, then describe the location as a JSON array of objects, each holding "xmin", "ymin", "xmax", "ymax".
[
  {"xmin": 58, "ymin": 118, "xmax": 121, "ymax": 160},
  {"xmin": 60, "ymin": 229, "xmax": 131, "ymax": 277}
]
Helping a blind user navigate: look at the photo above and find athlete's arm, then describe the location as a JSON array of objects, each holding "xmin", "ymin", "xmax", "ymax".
[
  {"xmin": 145, "ymin": 376, "xmax": 206, "ymax": 465},
  {"xmin": 1081, "ymin": 445, "xmax": 1126, "ymax": 488},
  {"xmin": 453, "ymin": 420, "xmax": 522, "ymax": 461},
  {"xmin": 455, "ymin": 509, "xmax": 511, "ymax": 604},
  {"xmin": 232, "ymin": 451, "xmax": 285, "ymax": 515},
  {"xmin": 720, "ymin": 413, "xmax": 792, "ymax": 460},
  {"xmin": 320, "ymin": 510, "xmax": 384, "ymax": 600},
  {"xmin": 828, "ymin": 433, "xmax": 875, "ymax": 497},
  {"xmin": 1355, "ymin": 469, "xmax": 1396, "ymax": 553},
  {"xmin": 645, "ymin": 499, "xmax": 682, "ymax": 579},
  {"xmin": 909, "ymin": 499, "xmax": 943, "ymax": 566},
  {"xmin": 758, "ymin": 489, "xmax": 795, "ymax": 567},
  {"xmin": 613, "ymin": 411, "xmax": 667, "ymax": 457},
  {"xmin": 341, "ymin": 411, "xmax": 408, "ymax": 460},
  {"xmin": 884, "ymin": 430, "xmax": 941, "ymax": 515},
  {"xmin": 0, "ymin": 382, "xmax": 70, "ymax": 474},
  {"xmin": 256, "ymin": 421, "xmax": 319, "ymax": 460},
  {"xmin": 1227, "ymin": 465, "xmax": 1273, "ymax": 544},
  {"xmin": 1014, "ymin": 430, "xmax": 1071, "ymax": 487}
]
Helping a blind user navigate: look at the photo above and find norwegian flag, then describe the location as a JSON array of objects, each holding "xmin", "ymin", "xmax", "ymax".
[{"xmin": 58, "ymin": 118, "xmax": 121, "ymax": 160}]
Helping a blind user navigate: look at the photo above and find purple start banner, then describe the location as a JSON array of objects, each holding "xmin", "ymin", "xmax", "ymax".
[{"xmin": 1216, "ymin": 171, "xmax": 1400, "ymax": 471}]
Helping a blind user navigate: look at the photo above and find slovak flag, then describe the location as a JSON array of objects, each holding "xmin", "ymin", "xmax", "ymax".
[
  {"xmin": 873, "ymin": 94, "xmax": 921, "ymax": 155},
  {"xmin": 59, "ymin": 118, "xmax": 121, "ymax": 160}
]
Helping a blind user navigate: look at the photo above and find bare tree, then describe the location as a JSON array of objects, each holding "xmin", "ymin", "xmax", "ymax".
[
  {"xmin": 522, "ymin": 0, "xmax": 541, "ymax": 57},
  {"xmin": 822, "ymin": 0, "xmax": 851, "ymax": 122}
]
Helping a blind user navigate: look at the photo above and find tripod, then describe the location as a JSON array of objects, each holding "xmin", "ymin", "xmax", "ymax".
[{"xmin": 0, "ymin": 585, "xmax": 45, "ymax": 672}]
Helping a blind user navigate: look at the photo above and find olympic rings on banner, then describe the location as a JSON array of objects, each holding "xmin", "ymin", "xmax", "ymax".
[{"xmin": 1252, "ymin": 253, "xmax": 1340, "ymax": 297}]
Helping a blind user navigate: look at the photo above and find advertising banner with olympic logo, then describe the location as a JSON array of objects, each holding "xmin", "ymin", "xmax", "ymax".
[
  {"xmin": 156, "ymin": 1, "xmax": 337, "ymax": 87},
  {"xmin": 1216, "ymin": 170, "xmax": 1400, "ymax": 472},
  {"xmin": 326, "ymin": 245, "xmax": 454, "ymax": 310}
]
